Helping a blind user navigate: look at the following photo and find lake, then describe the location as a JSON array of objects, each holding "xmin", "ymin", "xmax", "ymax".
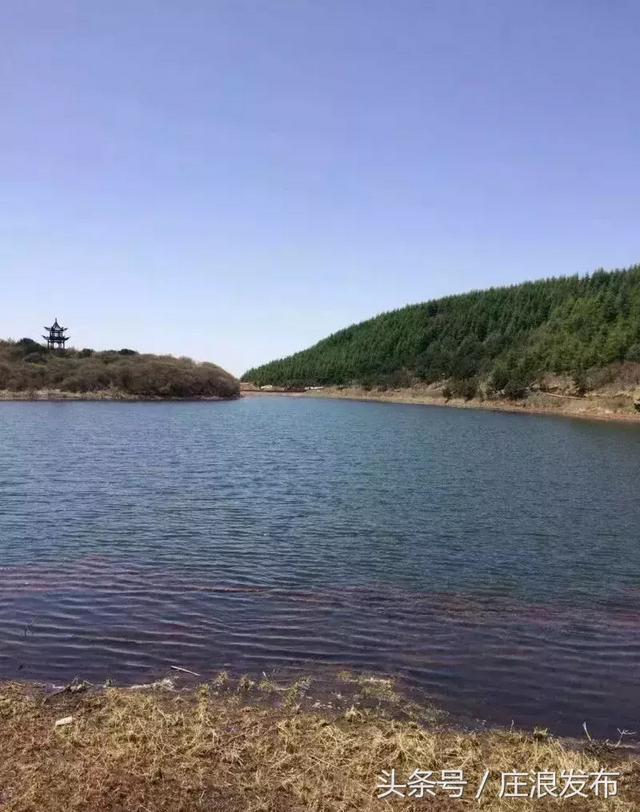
[{"xmin": 1, "ymin": 396, "xmax": 639, "ymax": 736}]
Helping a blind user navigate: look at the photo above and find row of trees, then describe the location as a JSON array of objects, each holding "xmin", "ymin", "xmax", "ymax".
[
  {"xmin": 0, "ymin": 340, "xmax": 239, "ymax": 399},
  {"xmin": 243, "ymin": 265, "xmax": 640, "ymax": 397}
]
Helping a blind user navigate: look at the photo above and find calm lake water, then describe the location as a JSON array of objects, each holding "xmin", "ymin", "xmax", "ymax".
[{"xmin": 1, "ymin": 397, "xmax": 639, "ymax": 735}]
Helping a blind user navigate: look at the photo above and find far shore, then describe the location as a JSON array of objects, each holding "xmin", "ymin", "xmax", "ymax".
[
  {"xmin": 0, "ymin": 388, "xmax": 240, "ymax": 402},
  {"xmin": 244, "ymin": 385, "xmax": 640, "ymax": 425},
  {"xmin": 4, "ymin": 385, "xmax": 639, "ymax": 424}
]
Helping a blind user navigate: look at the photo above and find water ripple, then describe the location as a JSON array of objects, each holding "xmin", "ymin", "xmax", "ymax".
[{"xmin": 1, "ymin": 398, "xmax": 640, "ymax": 737}]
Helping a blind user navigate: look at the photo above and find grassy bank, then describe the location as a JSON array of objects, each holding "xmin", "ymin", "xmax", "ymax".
[
  {"xmin": 0, "ymin": 388, "xmax": 238, "ymax": 401},
  {"xmin": 1, "ymin": 674, "xmax": 638, "ymax": 811}
]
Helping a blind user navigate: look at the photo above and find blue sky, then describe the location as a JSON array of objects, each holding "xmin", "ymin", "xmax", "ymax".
[{"xmin": 2, "ymin": 0, "xmax": 639, "ymax": 375}]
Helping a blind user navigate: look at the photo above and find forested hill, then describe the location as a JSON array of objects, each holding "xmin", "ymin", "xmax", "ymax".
[{"xmin": 243, "ymin": 265, "xmax": 640, "ymax": 396}]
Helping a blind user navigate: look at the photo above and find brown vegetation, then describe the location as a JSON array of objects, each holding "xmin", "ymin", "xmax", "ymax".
[
  {"xmin": 0, "ymin": 676, "xmax": 638, "ymax": 811},
  {"xmin": 0, "ymin": 339, "xmax": 239, "ymax": 399}
]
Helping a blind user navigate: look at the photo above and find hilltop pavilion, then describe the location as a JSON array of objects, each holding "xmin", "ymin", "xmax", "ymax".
[{"xmin": 42, "ymin": 318, "xmax": 70, "ymax": 350}]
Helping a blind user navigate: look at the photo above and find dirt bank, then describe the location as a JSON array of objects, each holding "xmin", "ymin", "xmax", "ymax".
[
  {"xmin": 1, "ymin": 674, "xmax": 638, "ymax": 811},
  {"xmin": 255, "ymin": 384, "xmax": 640, "ymax": 424}
]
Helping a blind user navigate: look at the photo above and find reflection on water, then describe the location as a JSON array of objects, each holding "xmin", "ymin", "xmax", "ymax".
[{"xmin": 1, "ymin": 398, "xmax": 639, "ymax": 736}]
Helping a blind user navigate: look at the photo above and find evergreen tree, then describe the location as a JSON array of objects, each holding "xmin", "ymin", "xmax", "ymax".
[{"xmin": 242, "ymin": 265, "xmax": 640, "ymax": 391}]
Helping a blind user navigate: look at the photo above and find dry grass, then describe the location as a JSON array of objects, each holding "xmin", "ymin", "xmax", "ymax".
[
  {"xmin": 1, "ymin": 678, "xmax": 639, "ymax": 811},
  {"xmin": 0, "ymin": 340, "xmax": 240, "ymax": 400}
]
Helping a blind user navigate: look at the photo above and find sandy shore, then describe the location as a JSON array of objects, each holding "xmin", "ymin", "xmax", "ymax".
[{"xmin": 245, "ymin": 385, "xmax": 640, "ymax": 425}]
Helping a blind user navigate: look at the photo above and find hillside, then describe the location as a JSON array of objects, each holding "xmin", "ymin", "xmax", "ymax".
[
  {"xmin": 0, "ymin": 340, "xmax": 239, "ymax": 399},
  {"xmin": 243, "ymin": 265, "xmax": 640, "ymax": 400}
]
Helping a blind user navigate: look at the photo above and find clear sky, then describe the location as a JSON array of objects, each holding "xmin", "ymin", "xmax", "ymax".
[{"xmin": 2, "ymin": 0, "xmax": 639, "ymax": 375}]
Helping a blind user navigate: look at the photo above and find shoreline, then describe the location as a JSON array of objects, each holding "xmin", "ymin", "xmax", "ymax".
[
  {"xmin": 2, "ymin": 675, "xmax": 637, "ymax": 810},
  {"xmin": 0, "ymin": 388, "xmax": 240, "ymax": 402},
  {"xmin": 3, "ymin": 386, "xmax": 639, "ymax": 423},
  {"xmin": 246, "ymin": 385, "xmax": 640, "ymax": 425}
]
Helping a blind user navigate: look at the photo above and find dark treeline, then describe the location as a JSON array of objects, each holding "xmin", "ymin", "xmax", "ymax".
[
  {"xmin": 0, "ymin": 341, "xmax": 239, "ymax": 398},
  {"xmin": 243, "ymin": 265, "xmax": 640, "ymax": 398}
]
